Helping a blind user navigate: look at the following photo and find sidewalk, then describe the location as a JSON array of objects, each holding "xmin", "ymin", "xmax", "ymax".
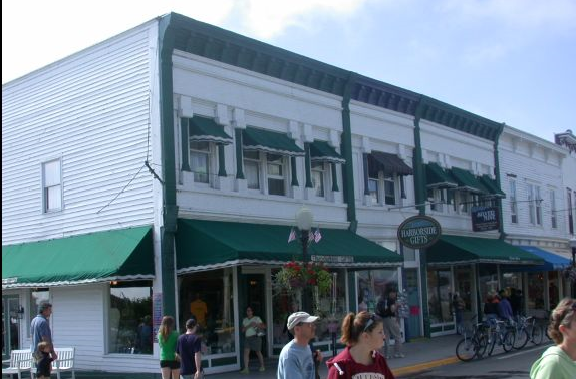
[{"xmin": 69, "ymin": 334, "xmax": 462, "ymax": 378}]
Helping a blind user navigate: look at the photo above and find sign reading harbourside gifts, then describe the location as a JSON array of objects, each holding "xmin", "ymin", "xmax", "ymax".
[{"xmin": 397, "ymin": 215, "xmax": 442, "ymax": 249}]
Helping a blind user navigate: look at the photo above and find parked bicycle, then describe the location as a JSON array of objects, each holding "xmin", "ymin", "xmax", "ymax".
[
  {"xmin": 484, "ymin": 319, "xmax": 515, "ymax": 356},
  {"xmin": 455, "ymin": 315, "xmax": 489, "ymax": 362}
]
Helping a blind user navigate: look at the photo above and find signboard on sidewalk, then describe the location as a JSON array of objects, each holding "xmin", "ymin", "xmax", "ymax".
[
  {"xmin": 397, "ymin": 215, "xmax": 442, "ymax": 249},
  {"xmin": 471, "ymin": 206, "xmax": 500, "ymax": 232}
]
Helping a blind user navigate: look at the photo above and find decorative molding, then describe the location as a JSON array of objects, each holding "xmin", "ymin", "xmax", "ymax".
[
  {"xmin": 179, "ymin": 95, "xmax": 194, "ymax": 118},
  {"xmin": 232, "ymin": 108, "xmax": 246, "ymax": 129}
]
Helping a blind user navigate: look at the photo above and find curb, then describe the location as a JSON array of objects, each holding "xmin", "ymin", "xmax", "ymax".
[{"xmin": 392, "ymin": 356, "xmax": 460, "ymax": 377}]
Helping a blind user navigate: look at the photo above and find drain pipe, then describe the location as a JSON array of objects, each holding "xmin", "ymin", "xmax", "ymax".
[{"xmin": 341, "ymin": 72, "xmax": 358, "ymax": 232}]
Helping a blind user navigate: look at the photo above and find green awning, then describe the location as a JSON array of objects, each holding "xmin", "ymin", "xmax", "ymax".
[
  {"xmin": 478, "ymin": 175, "xmax": 506, "ymax": 198},
  {"xmin": 176, "ymin": 219, "xmax": 401, "ymax": 273},
  {"xmin": 2, "ymin": 226, "xmax": 154, "ymax": 288},
  {"xmin": 427, "ymin": 235, "xmax": 544, "ymax": 265},
  {"xmin": 243, "ymin": 127, "xmax": 305, "ymax": 156},
  {"xmin": 449, "ymin": 167, "xmax": 488, "ymax": 193},
  {"xmin": 188, "ymin": 116, "xmax": 233, "ymax": 144},
  {"xmin": 425, "ymin": 163, "xmax": 458, "ymax": 188},
  {"xmin": 369, "ymin": 152, "xmax": 413, "ymax": 176},
  {"xmin": 310, "ymin": 140, "xmax": 345, "ymax": 164}
]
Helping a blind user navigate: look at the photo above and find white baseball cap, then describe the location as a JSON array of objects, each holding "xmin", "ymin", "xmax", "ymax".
[{"xmin": 287, "ymin": 311, "xmax": 319, "ymax": 330}]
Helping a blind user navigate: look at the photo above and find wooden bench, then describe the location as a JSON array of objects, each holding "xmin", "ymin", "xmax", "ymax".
[
  {"xmin": 52, "ymin": 347, "xmax": 75, "ymax": 379},
  {"xmin": 2, "ymin": 349, "xmax": 33, "ymax": 379}
]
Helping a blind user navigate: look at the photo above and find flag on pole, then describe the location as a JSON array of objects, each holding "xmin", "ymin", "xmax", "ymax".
[
  {"xmin": 313, "ymin": 228, "xmax": 322, "ymax": 243},
  {"xmin": 288, "ymin": 228, "xmax": 296, "ymax": 243},
  {"xmin": 308, "ymin": 230, "xmax": 315, "ymax": 242}
]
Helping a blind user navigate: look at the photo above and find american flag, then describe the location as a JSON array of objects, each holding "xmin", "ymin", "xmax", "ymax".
[
  {"xmin": 313, "ymin": 228, "xmax": 322, "ymax": 243},
  {"xmin": 288, "ymin": 228, "xmax": 296, "ymax": 243}
]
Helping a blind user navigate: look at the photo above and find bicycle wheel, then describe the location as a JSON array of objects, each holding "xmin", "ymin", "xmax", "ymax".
[
  {"xmin": 475, "ymin": 335, "xmax": 488, "ymax": 359},
  {"xmin": 531, "ymin": 324, "xmax": 543, "ymax": 345},
  {"xmin": 503, "ymin": 331, "xmax": 515, "ymax": 352},
  {"xmin": 486, "ymin": 332, "xmax": 496, "ymax": 356},
  {"xmin": 456, "ymin": 337, "xmax": 477, "ymax": 362},
  {"xmin": 513, "ymin": 329, "xmax": 529, "ymax": 350}
]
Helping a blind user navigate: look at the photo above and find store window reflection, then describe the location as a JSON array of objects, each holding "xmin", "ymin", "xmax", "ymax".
[
  {"xmin": 108, "ymin": 281, "xmax": 152, "ymax": 354},
  {"xmin": 427, "ymin": 268, "xmax": 452, "ymax": 324},
  {"xmin": 479, "ymin": 264, "xmax": 498, "ymax": 305},
  {"xmin": 356, "ymin": 269, "xmax": 399, "ymax": 314},
  {"xmin": 527, "ymin": 272, "xmax": 545, "ymax": 311},
  {"xmin": 179, "ymin": 268, "xmax": 236, "ymax": 356}
]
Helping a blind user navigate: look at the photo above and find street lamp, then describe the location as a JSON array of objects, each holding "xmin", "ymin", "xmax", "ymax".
[{"xmin": 296, "ymin": 206, "xmax": 313, "ymax": 313}]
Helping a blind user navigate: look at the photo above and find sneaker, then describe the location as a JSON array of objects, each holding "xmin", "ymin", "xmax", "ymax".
[
  {"xmin": 240, "ymin": 368, "xmax": 250, "ymax": 374},
  {"xmin": 259, "ymin": 366, "xmax": 266, "ymax": 372},
  {"xmin": 394, "ymin": 353, "xmax": 405, "ymax": 358}
]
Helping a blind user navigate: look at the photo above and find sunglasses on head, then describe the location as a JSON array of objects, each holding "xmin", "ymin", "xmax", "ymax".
[{"xmin": 363, "ymin": 314, "xmax": 376, "ymax": 332}]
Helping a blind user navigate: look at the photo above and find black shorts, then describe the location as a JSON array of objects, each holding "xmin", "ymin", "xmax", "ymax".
[{"xmin": 160, "ymin": 360, "xmax": 181, "ymax": 369}]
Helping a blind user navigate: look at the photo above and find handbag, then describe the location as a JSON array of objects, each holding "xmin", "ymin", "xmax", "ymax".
[{"xmin": 256, "ymin": 326, "xmax": 266, "ymax": 337}]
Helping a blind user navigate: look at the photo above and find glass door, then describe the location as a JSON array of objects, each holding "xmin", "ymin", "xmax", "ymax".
[
  {"xmin": 426, "ymin": 267, "xmax": 453, "ymax": 335},
  {"xmin": 3, "ymin": 296, "xmax": 21, "ymax": 359}
]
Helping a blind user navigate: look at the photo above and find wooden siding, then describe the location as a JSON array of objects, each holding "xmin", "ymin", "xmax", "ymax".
[{"xmin": 2, "ymin": 25, "xmax": 156, "ymax": 244}]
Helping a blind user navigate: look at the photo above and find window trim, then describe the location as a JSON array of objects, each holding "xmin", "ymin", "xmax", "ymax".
[
  {"xmin": 311, "ymin": 161, "xmax": 326, "ymax": 198},
  {"xmin": 509, "ymin": 179, "xmax": 518, "ymax": 224},
  {"xmin": 189, "ymin": 140, "xmax": 214, "ymax": 185},
  {"xmin": 41, "ymin": 158, "xmax": 63, "ymax": 213}
]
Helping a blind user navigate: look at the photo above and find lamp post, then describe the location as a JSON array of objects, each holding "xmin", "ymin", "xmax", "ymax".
[{"xmin": 296, "ymin": 206, "xmax": 313, "ymax": 313}]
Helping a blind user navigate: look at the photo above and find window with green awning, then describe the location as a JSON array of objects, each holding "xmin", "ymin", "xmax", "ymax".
[
  {"xmin": 310, "ymin": 140, "xmax": 345, "ymax": 163},
  {"xmin": 478, "ymin": 175, "xmax": 506, "ymax": 198},
  {"xmin": 175, "ymin": 219, "xmax": 401, "ymax": 274},
  {"xmin": 449, "ymin": 167, "xmax": 490, "ymax": 194},
  {"xmin": 188, "ymin": 116, "xmax": 233, "ymax": 144},
  {"xmin": 425, "ymin": 163, "xmax": 458, "ymax": 188},
  {"xmin": 2, "ymin": 226, "xmax": 154, "ymax": 288},
  {"xmin": 243, "ymin": 127, "xmax": 305, "ymax": 156},
  {"xmin": 427, "ymin": 235, "xmax": 544, "ymax": 265}
]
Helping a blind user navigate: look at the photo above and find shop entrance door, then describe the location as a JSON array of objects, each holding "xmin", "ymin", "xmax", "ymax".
[
  {"xmin": 404, "ymin": 269, "xmax": 422, "ymax": 339},
  {"xmin": 2, "ymin": 296, "xmax": 21, "ymax": 360},
  {"xmin": 240, "ymin": 273, "xmax": 268, "ymax": 358}
]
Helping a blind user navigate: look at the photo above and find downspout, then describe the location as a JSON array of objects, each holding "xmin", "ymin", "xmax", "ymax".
[
  {"xmin": 413, "ymin": 96, "xmax": 430, "ymax": 338},
  {"xmin": 494, "ymin": 123, "xmax": 505, "ymax": 239},
  {"xmin": 157, "ymin": 14, "xmax": 178, "ymax": 318},
  {"xmin": 341, "ymin": 72, "xmax": 358, "ymax": 232}
]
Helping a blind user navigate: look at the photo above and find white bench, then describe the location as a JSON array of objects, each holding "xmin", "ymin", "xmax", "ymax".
[
  {"xmin": 2, "ymin": 349, "xmax": 33, "ymax": 379},
  {"xmin": 52, "ymin": 347, "xmax": 75, "ymax": 379},
  {"xmin": 2, "ymin": 347, "xmax": 75, "ymax": 379}
]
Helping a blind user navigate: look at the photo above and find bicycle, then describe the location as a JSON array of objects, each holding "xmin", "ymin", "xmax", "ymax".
[
  {"xmin": 484, "ymin": 319, "xmax": 515, "ymax": 356},
  {"xmin": 512, "ymin": 315, "xmax": 531, "ymax": 350},
  {"xmin": 456, "ymin": 316, "xmax": 488, "ymax": 362}
]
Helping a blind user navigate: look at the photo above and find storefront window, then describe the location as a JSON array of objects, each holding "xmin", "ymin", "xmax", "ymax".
[
  {"xmin": 479, "ymin": 264, "xmax": 498, "ymax": 303},
  {"xmin": 179, "ymin": 268, "xmax": 236, "ymax": 355},
  {"xmin": 527, "ymin": 272, "xmax": 545, "ymax": 311},
  {"xmin": 108, "ymin": 281, "xmax": 152, "ymax": 354},
  {"xmin": 356, "ymin": 269, "xmax": 399, "ymax": 314},
  {"xmin": 427, "ymin": 268, "xmax": 452, "ymax": 324},
  {"xmin": 548, "ymin": 272, "xmax": 560, "ymax": 310}
]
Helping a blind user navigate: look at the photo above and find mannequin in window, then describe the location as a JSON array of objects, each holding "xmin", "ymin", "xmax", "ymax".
[{"xmin": 190, "ymin": 293, "xmax": 208, "ymax": 328}]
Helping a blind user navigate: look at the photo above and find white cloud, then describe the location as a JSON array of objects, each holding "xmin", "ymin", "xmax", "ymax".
[
  {"xmin": 438, "ymin": 0, "xmax": 576, "ymax": 30},
  {"xmin": 235, "ymin": 0, "xmax": 370, "ymax": 39}
]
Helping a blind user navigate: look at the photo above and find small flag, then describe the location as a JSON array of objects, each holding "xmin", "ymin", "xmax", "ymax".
[
  {"xmin": 308, "ymin": 230, "xmax": 315, "ymax": 242},
  {"xmin": 313, "ymin": 228, "xmax": 322, "ymax": 243},
  {"xmin": 288, "ymin": 228, "xmax": 296, "ymax": 243}
]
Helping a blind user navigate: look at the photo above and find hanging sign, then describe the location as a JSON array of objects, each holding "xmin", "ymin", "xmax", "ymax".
[
  {"xmin": 471, "ymin": 206, "xmax": 500, "ymax": 232},
  {"xmin": 397, "ymin": 215, "xmax": 442, "ymax": 249}
]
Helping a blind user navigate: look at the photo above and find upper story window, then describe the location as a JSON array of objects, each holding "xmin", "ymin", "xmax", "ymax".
[
  {"xmin": 190, "ymin": 141, "xmax": 211, "ymax": 183},
  {"xmin": 266, "ymin": 154, "xmax": 286, "ymax": 196},
  {"xmin": 311, "ymin": 161, "xmax": 325, "ymax": 198},
  {"xmin": 243, "ymin": 151, "xmax": 261, "ymax": 190},
  {"xmin": 527, "ymin": 184, "xmax": 542, "ymax": 225},
  {"xmin": 509, "ymin": 179, "xmax": 518, "ymax": 224},
  {"xmin": 550, "ymin": 190, "xmax": 557, "ymax": 229},
  {"xmin": 368, "ymin": 175, "xmax": 379, "ymax": 205},
  {"xmin": 383, "ymin": 174, "xmax": 396, "ymax": 206},
  {"xmin": 366, "ymin": 152, "xmax": 413, "ymax": 207},
  {"xmin": 42, "ymin": 159, "xmax": 62, "ymax": 213}
]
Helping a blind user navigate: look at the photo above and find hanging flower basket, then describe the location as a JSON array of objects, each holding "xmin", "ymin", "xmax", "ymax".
[{"xmin": 273, "ymin": 261, "xmax": 332, "ymax": 295}]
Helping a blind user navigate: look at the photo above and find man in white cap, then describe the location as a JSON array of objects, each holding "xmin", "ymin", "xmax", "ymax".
[{"xmin": 277, "ymin": 311, "xmax": 323, "ymax": 379}]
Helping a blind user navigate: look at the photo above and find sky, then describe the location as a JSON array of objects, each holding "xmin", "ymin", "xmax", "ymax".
[{"xmin": 3, "ymin": 0, "xmax": 575, "ymax": 143}]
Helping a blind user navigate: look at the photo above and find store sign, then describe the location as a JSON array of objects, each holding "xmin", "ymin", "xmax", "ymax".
[
  {"xmin": 397, "ymin": 215, "xmax": 442, "ymax": 249},
  {"xmin": 471, "ymin": 206, "xmax": 500, "ymax": 232}
]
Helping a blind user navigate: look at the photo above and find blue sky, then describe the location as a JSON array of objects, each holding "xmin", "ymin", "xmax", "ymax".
[{"xmin": 3, "ymin": 0, "xmax": 575, "ymax": 142}]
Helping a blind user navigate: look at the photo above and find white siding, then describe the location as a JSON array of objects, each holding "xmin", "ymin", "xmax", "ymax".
[{"xmin": 2, "ymin": 24, "xmax": 157, "ymax": 244}]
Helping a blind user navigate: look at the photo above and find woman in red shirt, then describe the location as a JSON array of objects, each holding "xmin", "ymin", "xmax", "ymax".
[{"xmin": 326, "ymin": 311, "xmax": 395, "ymax": 379}]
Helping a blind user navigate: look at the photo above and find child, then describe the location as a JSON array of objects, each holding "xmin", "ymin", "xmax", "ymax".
[{"xmin": 34, "ymin": 341, "xmax": 54, "ymax": 379}]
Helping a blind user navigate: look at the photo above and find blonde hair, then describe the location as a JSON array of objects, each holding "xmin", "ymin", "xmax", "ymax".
[
  {"xmin": 34, "ymin": 341, "xmax": 52, "ymax": 361},
  {"xmin": 159, "ymin": 315, "xmax": 175, "ymax": 342},
  {"xmin": 548, "ymin": 297, "xmax": 575, "ymax": 344}
]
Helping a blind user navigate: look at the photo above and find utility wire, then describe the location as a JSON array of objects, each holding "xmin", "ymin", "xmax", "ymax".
[{"xmin": 97, "ymin": 163, "xmax": 146, "ymax": 214}]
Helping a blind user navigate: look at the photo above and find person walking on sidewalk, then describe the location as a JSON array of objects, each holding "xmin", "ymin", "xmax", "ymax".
[
  {"xmin": 158, "ymin": 316, "xmax": 181, "ymax": 379},
  {"xmin": 240, "ymin": 306, "xmax": 266, "ymax": 374},
  {"xmin": 326, "ymin": 311, "xmax": 395, "ymax": 379},
  {"xmin": 277, "ymin": 311, "xmax": 323, "ymax": 379},
  {"xmin": 177, "ymin": 317, "xmax": 203, "ymax": 379},
  {"xmin": 30, "ymin": 302, "xmax": 57, "ymax": 366},
  {"xmin": 530, "ymin": 297, "xmax": 576, "ymax": 379},
  {"xmin": 376, "ymin": 288, "xmax": 404, "ymax": 358}
]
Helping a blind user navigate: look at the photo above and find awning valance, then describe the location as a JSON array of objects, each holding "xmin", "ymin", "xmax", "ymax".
[
  {"xmin": 425, "ymin": 163, "xmax": 458, "ymax": 188},
  {"xmin": 449, "ymin": 167, "xmax": 488, "ymax": 194},
  {"xmin": 478, "ymin": 175, "xmax": 506, "ymax": 198},
  {"xmin": 427, "ymin": 235, "xmax": 544, "ymax": 265},
  {"xmin": 176, "ymin": 219, "xmax": 401, "ymax": 274},
  {"xmin": 502, "ymin": 246, "xmax": 572, "ymax": 272},
  {"xmin": 188, "ymin": 116, "xmax": 233, "ymax": 144},
  {"xmin": 310, "ymin": 140, "xmax": 345, "ymax": 164},
  {"xmin": 368, "ymin": 152, "xmax": 413, "ymax": 176},
  {"xmin": 243, "ymin": 127, "xmax": 304, "ymax": 156},
  {"xmin": 2, "ymin": 226, "xmax": 154, "ymax": 288}
]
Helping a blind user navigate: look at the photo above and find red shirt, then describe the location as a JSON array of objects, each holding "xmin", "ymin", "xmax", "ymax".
[{"xmin": 326, "ymin": 346, "xmax": 395, "ymax": 379}]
